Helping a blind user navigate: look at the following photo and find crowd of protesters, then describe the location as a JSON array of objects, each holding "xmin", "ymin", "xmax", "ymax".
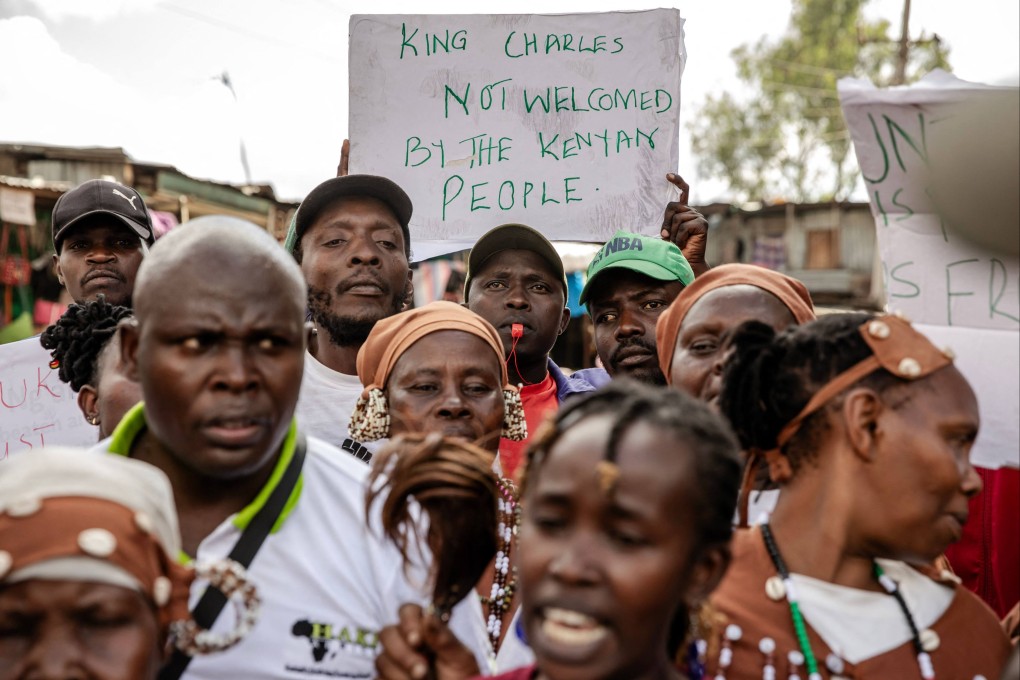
[{"xmin": 0, "ymin": 138, "xmax": 1016, "ymax": 680}]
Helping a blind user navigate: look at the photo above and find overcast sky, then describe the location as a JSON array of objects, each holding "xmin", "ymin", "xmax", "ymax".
[{"xmin": 1, "ymin": 0, "xmax": 1016, "ymax": 203}]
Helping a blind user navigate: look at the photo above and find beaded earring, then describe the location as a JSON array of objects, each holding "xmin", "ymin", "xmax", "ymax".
[
  {"xmin": 500, "ymin": 389, "xmax": 527, "ymax": 441},
  {"xmin": 348, "ymin": 388, "xmax": 390, "ymax": 442}
]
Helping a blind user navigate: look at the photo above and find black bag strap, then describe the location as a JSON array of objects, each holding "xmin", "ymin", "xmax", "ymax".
[{"xmin": 159, "ymin": 433, "xmax": 307, "ymax": 680}]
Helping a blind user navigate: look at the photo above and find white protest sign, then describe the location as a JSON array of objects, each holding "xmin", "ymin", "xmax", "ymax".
[
  {"xmin": 839, "ymin": 71, "xmax": 1020, "ymax": 330},
  {"xmin": 840, "ymin": 71, "xmax": 1019, "ymax": 469},
  {"xmin": 349, "ymin": 10, "xmax": 684, "ymax": 259},
  {"xmin": 0, "ymin": 188, "xmax": 35, "ymax": 226},
  {"xmin": 0, "ymin": 336, "xmax": 98, "ymax": 462}
]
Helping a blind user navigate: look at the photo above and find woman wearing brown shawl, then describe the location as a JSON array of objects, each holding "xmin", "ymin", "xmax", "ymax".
[{"xmin": 699, "ymin": 313, "xmax": 1008, "ymax": 679}]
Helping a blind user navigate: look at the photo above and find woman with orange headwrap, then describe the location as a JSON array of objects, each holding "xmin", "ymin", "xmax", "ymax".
[
  {"xmin": 349, "ymin": 301, "xmax": 531, "ymax": 676},
  {"xmin": 349, "ymin": 300, "xmax": 526, "ymax": 450},
  {"xmin": 656, "ymin": 263, "xmax": 816, "ymax": 407},
  {"xmin": 656, "ymin": 264, "xmax": 816, "ymax": 525}
]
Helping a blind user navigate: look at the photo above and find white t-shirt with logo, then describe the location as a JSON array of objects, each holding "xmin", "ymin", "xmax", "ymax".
[
  {"xmin": 92, "ymin": 434, "xmax": 421, "ymax": 680},
  {"xmin": 294, "ymin": 351, "xmax": 380, "ymax": 463}
]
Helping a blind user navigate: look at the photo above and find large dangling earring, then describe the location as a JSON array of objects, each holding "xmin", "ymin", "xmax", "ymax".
[
  {"xmin": 676, "ymin": 601, "xmax": 722, "ymax": 678},
  {"xmin": 501, "ymin": 389, "xmax": 527, "ymax": 441},
  {"xmin": 348, "ymin": 388, "xmax": 390, "ymax": 442},
  {"xmin": 170, "ymin": 560, "xmax": 260, "ymax": 655}
]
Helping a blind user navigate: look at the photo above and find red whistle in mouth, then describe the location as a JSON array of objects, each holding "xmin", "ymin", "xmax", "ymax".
[{"xmin": 511, "ymin": 323, "xmax": 524, "ymax": 338}]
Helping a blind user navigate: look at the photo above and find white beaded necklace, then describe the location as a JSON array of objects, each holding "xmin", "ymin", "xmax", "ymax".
[{"xmin": 478, "ymin": 476, "xmax": 520, "ymax": 655}]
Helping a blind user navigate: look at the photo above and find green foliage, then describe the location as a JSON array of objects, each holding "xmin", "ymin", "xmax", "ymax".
[{"xmin": 690, "ymin": 0, "xmax": 951, "ymax": 203}]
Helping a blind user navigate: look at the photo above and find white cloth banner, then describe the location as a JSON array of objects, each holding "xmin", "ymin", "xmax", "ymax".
[
  {"xmin": 840, "ymin": 71, "xmax": 1019, "ymax": 469},
  {"xmin": 349, "ymin": 10, "xmax": 685, "ymax": 260},
  {"xmin": 0, "ymin": 336, "xmax": 98, "ymax": 463}
]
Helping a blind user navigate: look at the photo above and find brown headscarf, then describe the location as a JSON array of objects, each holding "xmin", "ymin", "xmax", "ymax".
[
  {"xmin": 655, "ymin": 263, "xmax": 816, "ymax": 378},
  {"xmin": 0, "ymin": 448, "xmax": 192, "ymax": 633},
  {"xmin": 0, "ymin": 447, "xmax": 260, "ymax": 657},
  {"xmin": 356, "ymin": 301, "xmax": 509, "ymax": 395},
  {"xmin": 351, "ymin": 301, "xmax": 526, "ymax": 442}
]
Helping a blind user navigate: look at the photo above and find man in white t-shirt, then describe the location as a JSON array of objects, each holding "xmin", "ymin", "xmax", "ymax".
[
  {"xmin": 100, "ymin": 218, "xmax": 418, "ymax": 678},
  {"xmin": 286, "ymin": 175, "xmax": 414, "ymax": 462}
]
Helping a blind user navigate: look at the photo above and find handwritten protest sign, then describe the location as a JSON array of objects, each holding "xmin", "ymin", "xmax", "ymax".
[
  {"xmin": 839, "ymin": 71, "xmax": 1020, "ymax": 331},
  {"xmin": 0, "ymin": 188, "xmax": 35, "ymax": 225},
  {"xmin": 0, "ymin": 336, "xmax": 98, "ymax": 462},
  {"xmin": 840, "ymin": 71, "xmax": 1019, "ymax": 470},
  {"xmin": 349, "ymin": 10, "xmax": 685, "ymax": 259}
]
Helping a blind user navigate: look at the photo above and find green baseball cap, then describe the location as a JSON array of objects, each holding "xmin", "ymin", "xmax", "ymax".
[{"xmin": 580, "ymin": 231, "xmax": 694, "ymax": 306}]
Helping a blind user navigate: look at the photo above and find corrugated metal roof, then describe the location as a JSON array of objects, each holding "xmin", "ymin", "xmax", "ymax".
[{"xmin": 0, "ymin": 174, "xmax": 72, "ymax": 192}]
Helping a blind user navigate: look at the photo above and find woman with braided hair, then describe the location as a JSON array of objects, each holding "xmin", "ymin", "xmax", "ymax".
[
  {"xmin": 39, "ymin": 295, "xmax": 140, "ymax": 437},
  {"xmin": 701, "ymin": 312, "xmax": 1008, "ymax": 678},
  {"xmin": 374, "ymin": 380, "xmax": 743, "ymax": 680}
]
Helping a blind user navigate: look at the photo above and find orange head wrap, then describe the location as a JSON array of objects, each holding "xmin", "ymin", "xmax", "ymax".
[
  {"xmin": 656, "ymin": 264, "xmax": 816, "ymax": 380},
  {"xmin": 356, "ymin": 301, "xmax": 510, "ymax": 396}
]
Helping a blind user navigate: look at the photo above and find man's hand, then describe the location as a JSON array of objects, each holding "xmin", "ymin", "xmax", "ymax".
[
  {"xmin": 375, "ymin": 604, "xmax": 481, "ymax": 680},
  {"xmin": 336, "ymin": 139, "xmax": 350, "ymax": 177},
  {"xmin": 661, "ymin": 173, "xmax": 710, "ymax": 277}
]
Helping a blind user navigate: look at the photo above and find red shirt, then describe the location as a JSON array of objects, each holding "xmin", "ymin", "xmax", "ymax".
[{"xmin": 498, "ymin": 372, "xmax": 558, "ymax": 480}]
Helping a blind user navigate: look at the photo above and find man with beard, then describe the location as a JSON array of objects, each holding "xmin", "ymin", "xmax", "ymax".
[
  {"xmin": 289, "ymin": 175, "xmax": 413, "ymax": 460},
  {"xmin": 574, "ymin": 232, "xmax": 694, "ymax": 386}
]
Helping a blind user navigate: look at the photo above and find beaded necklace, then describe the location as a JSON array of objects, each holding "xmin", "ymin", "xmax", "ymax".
[
  {"xmin": 760, "ymin": 523, "xmax": 935, "ymax": 680},
  {"xmin": 478, "ymin": 476, "xmax": 520, "ymax": 654}
]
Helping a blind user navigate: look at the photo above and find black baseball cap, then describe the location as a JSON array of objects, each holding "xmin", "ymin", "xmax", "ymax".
[
  {"xmin": 52, "ymin": 179, "xmax": 154, "ymax": 252},
  {"xmin": 463, "ymin": 223, "xmax": 567, "ymax": 298},
  {"xmin": 288, "ymin": 175, "xmax": 413, "ymax": 254}
]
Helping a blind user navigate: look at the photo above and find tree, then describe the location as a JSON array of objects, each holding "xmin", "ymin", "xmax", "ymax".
[{"xmin": 690, "ymin": 0, "xmax": 950, "ymax": 204}]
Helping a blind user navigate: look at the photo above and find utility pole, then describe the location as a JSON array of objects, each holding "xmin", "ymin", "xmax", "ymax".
[
  {"xmin": 893, "ymin": 0, "xmax": 912, "ymax": 85},
  {"xmin": 858, "ymin": 0, "xmax": 942, "ymax": 86},
  {"xmin": 216, "ymin": 71, "xmax": 253, "ymax": 186}
]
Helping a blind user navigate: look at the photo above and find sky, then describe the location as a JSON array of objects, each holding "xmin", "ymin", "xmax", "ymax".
[{"xmin": 0, "ymin": 0, "xmax": 1017, "ymax": 204}]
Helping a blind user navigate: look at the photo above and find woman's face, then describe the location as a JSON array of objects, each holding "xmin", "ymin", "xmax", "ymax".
[
  {"xmin": 78, "ymin": 334, "xmax": 142, "ymax": 438},
  {"xmin": 669, "ymin": 285, "xmax": 797, "ymax": 405},
  {"xmin": 519, "ymin": 415, "xmax": 725, "ymax": 680},
  {"xmin": 862, "ymin": 365, "xmax": 982, "ymax": 563},
  {"xmin": 0, "ymin": 580, "xmax": 162, "ymax": 680},
  {"xmin": 386, "ymin": 331, "xmax": 506, "ymax": 451}
]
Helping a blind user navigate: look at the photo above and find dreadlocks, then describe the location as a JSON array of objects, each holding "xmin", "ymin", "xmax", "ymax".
[{"xmin": 39, "ymin": 295, "xmax": 132, "ymax": 392}]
